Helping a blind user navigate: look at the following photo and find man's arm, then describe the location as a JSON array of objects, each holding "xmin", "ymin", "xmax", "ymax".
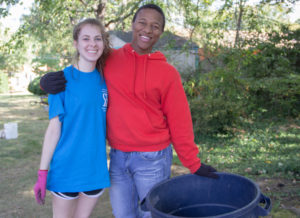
[
  {"xmin": 162, "ymin": 72, "xmax": 219, "ymax": 179},
  {"xmin": 40, "ymin": 71, "xmax": 67, "ymax": 94}
]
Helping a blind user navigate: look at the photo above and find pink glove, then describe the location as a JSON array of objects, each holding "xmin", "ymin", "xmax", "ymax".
[{"xmin": 33, "ymin": 170, "xmax": 48, "ymax": 205}]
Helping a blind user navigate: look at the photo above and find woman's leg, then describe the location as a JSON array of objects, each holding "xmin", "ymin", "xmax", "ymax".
[
  {"xmin": 73, "ymin": 192, "xmax": 100, "ymax": 218},
  {"xmin": 52, "ymin": 193, "xmax": 77, "ymax": 218}
]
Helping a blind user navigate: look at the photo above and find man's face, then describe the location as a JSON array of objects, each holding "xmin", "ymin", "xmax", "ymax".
[{"xmin": 131, "ymin": 8, "xmax": 164, "ymax": 55}]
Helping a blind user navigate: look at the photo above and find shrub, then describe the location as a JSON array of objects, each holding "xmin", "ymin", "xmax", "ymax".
[
  {"xmin": 28, "ymin": 77, "xmax": 46, "ymax": 96},
  {"xmin": 184, "ymin": 67, "xmax": 246, "ymax": 135},
  {"xmin": 184, "ymin": 26, "xmax": 300, "ymax": 135}
]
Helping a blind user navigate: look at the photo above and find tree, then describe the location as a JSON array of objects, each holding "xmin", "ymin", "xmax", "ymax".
[
  {"xmin": 7, "ymin": 0, "xmax": 174, "ymax": 73},
  {"xmin": 9, "ymin": 0, "xmax": 149, "ymax": 73},
  {"xmin": 0, "ymin": 23, "xmax": 27, "ymax": 75},
  {"xmin": 2, "ymin": 0, "xmax": 298, "ymax": 75},
  {"xmin": 0, "ymin": 0, "xmax": 20, "ymax": 17}
]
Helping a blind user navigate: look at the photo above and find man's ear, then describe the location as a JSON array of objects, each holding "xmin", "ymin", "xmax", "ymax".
[{"xmin": 73, "ymin": 40, "xmax": 77, "ymax": 49}]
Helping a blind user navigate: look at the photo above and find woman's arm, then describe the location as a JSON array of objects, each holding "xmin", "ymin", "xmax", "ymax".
[
  {"xmin": 39, "ymin": 116, "xmax": 61, "ymax": 170},
  {"xmin": 34, "ymin": 116, "xmax": 61, "ymax": 205}
]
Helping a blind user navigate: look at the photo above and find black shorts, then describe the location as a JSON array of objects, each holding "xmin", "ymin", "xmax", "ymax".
[{"xmin": 51, "ymin": 189, "xmax": 104, "ymax": 200}]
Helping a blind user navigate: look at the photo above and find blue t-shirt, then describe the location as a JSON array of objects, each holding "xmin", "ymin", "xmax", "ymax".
[{"xmin": 46, "ymin": 65, "xmax": 110, "ymax": 192}]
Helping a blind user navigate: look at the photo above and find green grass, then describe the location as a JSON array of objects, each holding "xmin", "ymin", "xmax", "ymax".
[
  {"xmin": 198, "ymin": 120, "xmax": 300, "ymax": 180},
  {"xmin": 172, "ymin": 113, "xmax": 300, "ymax": 216},
  {"xmin": 1, "ymin": 94, "xmax": 299, "ymax": 217},
  {"xmin": 0, "ymin": 94, "xmax": 48, "ymax": 169},
  {"xmin": 0, "ymin": 94, "xmax": 112, "ymax": 217},
  {"xmin": 0, "ymin": 94, "xmax": 51, "ymax": 217},
  {"xmin": 173, "ymin": 118, "xmax": 300, "ymax": 180}
]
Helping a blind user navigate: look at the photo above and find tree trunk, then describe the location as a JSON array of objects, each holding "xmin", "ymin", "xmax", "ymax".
[
  {"xmin": 95, "ymin": 0, "xmax": 107, "ymax": 20},
  {"xmin": 234, "ymin": 0, "xmax": 244, "ymax": 48}
]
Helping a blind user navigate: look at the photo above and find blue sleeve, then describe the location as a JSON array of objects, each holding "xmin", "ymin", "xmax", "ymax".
[{"xmin": 48, "ymin": 92, "xmax": 65, "ymax": 122}]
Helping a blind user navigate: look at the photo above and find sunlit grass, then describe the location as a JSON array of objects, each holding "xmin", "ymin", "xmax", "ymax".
[
  {"xmin": 172, "ymin": 117, "xmax": 300, "ymax": 215},
  {"xmin": 200, "ymin": 126, "xmax": 299, "ymax": 179},
  {"xmin": 1, "ymin": 94, "xmax": 299, "ymax": 217},
  {"xmin": 173, "ymin": 117, "xmax": 300, "ymax": 180},
  {"xmin": 0, "ymin": 94, "xmax": 114, "ymax": 217},
  {"xmin": 0, "ymin": 95, "xmax": 48, "ymax": 169}
]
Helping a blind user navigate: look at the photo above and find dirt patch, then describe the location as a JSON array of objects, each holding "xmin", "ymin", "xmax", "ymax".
[{"xmin": 256, "ymin": 177, "xmax": 300, "ymax": 218}]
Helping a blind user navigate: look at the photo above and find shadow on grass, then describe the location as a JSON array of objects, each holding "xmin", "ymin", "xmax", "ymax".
[
  {"xmin": 180, "ymin": 117, "xmax": 300, "ymax": 179},
  {"xmin": 272, "ymin": 136, "xmax": 300, "ymax": 145}
]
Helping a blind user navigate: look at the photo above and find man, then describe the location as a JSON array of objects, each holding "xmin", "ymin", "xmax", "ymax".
[{"xmin": 40, "ymin": 4, "xmax": 218, "ymax": 218}]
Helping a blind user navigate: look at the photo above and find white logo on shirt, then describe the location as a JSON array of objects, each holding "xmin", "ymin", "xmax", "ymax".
[{"xmin": 102, "ymin": 89, "xmax": 108, "ymax": 112}]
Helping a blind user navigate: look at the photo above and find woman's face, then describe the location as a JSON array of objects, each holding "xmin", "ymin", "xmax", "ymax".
[{"xmin": 74, "ymin": 24, "xmax": 104, "ymax": 67}]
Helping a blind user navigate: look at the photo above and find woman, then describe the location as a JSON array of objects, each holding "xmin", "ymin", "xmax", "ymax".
[{"xmin": 33, "ymin": 18, "xmax": 111, "ymax": 218}]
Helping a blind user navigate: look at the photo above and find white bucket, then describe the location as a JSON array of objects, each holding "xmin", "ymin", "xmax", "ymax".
[{"xmin": 4, "ymin": 122, "xmax": 18, "ymax": 140}]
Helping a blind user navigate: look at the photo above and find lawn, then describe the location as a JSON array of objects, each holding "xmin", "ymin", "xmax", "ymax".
[
  {"xmin": 0, "ymin": 94, "xmax": 112, "ymax": 217},
  {"xmin": 0, "ymin": 94, "xmax": 299, "ymax": 217}
]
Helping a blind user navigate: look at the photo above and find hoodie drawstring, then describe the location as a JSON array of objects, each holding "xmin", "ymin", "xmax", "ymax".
[
  {"xmin": 132, "ymin": 50, "xmax": 137, "ymax": 96},
  {"xmin": 132, "ymin": 50, "xmax": 149, "ymax": 99},
  {"xmin": 143, "ymin": 55, "xmax": 149, "ymax": 99}
]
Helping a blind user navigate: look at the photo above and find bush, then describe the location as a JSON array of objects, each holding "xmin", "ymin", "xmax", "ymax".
[
  {"xmin": 184, "ymin": 25, "xmax": 300, "ymax": 135},
  {"xmin": 28, "ymin": 77, "xmax": 46, "ymax": 96},
  {"xmin": 184, "ymin": 67, "xmax": 246, "ymax": 135},
  {"xmin": 240, "ymin": 28, "xmax": 300, "ymax": 117}
]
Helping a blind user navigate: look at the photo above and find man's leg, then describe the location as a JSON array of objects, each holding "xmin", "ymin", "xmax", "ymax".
[
  {"xmin": 109, "ymin": 148, "xmax": 139, "ymax": 218},
  {"xmin": 131, "ymin": 145, "xmax": 173, "ymax": 218}
]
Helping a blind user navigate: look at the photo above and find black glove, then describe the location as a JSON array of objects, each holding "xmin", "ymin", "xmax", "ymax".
[
  {"xmin": 194, "ymin": 163, "xmax": 219, "ymax": 179},
  {"xmin": 40, "ymin": 71, "xmax": 67, "ymax": 94}
]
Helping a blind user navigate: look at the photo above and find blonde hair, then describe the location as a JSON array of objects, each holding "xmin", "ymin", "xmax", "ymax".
[{"xmin": 73, "ymin": 18, "xmax": 111, "ymax": 74}]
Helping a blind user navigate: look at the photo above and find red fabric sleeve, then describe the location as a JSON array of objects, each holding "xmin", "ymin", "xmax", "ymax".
[{"xmin": 161, "ymin": 73, "xmax": 201, "ymax": 173}]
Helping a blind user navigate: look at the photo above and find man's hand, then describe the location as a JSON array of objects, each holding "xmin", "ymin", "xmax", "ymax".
[
  {"xmin": 194, "ymin": 163, "xmax": 219, "ymax": 179},
  {"xmin": 33, "ymin": 170, "xmax": 48, "ymax": 205},
  {"xmin": 40, "ymin": 71, "xmax": 67, "ymax": 94}
]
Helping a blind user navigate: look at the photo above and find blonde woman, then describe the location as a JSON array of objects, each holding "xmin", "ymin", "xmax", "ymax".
[{"xmin": 33, "ymin": 18, "xmax": 111, "ymax": 218}]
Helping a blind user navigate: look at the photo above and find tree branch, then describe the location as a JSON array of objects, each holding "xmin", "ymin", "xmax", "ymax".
[
  {"xmin": 78, "ymin": 0, "xmax": 87, "ymax": 6},
  {"xmin": 105, "ymin": 1, "xmax": 142, "ymax": 28}
]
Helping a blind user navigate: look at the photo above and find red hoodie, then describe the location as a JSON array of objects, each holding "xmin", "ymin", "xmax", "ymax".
[{"xmin": 104, "ymin": 43, "xmax": 201, "ymax": 173}]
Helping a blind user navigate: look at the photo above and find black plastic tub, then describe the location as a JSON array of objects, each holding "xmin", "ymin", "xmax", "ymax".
[{"xmin": 145, "ymin": 173, "xmax": 271, "ymax": 218}]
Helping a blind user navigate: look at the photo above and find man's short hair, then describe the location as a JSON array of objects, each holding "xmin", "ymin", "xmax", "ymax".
[{"xmin": 132, "ymin": 4, "xmax": 165, "ymax": 31}]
